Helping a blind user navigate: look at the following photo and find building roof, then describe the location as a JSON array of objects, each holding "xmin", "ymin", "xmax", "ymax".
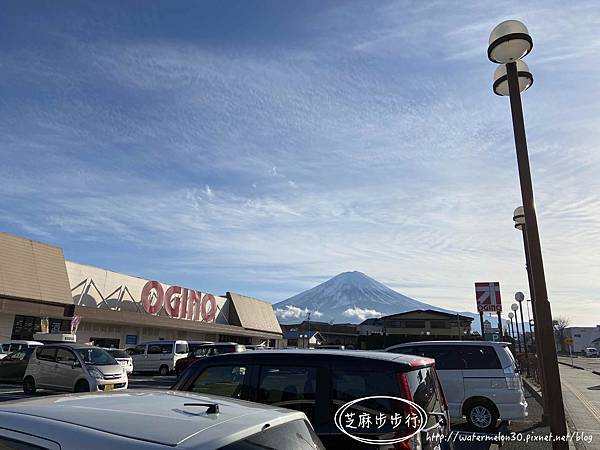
[
  {"xmin": 360, "ymin": 318, "xmax": 383, "ymax": 326},
  {"xmin": 0, "ymin": 231, "xmax": 72, "ymax": 305},
  {"xmin": 227, "ymin": 292, "xmax": 282, "ymax": 335},
  {"xmin": 381, "ymin": 309, "xmax": 474, "ymax": 321}
]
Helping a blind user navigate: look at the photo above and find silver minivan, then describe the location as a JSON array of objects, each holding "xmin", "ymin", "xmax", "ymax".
[
  {"xmin": 23, "ymin": 344, "xmax": 128, "ymax": 393},
  {"xmin": 130, "ymin": 340, "xmax": 189, "ymax": 375},
  {"xmin": 385, "ymin": 340, "xmax": 527, "ymax": 431}
]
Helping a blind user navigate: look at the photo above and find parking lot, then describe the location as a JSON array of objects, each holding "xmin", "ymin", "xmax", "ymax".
[
  {"xmin": 0, "ymin": 373, "xmax": 552, "ymax": 450},
  {"xmin": 0, "ymin": 373, "xmax": 177, "ymax": 402}
]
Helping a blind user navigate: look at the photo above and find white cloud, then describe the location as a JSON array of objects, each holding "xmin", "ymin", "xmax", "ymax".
[
  {"xmin": 274, "ymin": 305, "xmax": 311, "ymax": 320},
  {"xmin": 342, "ymin": 307, "xmax": 382, "ymax": 322},
  {"xmin": 204, "ymin": 185, "xmax": 214, "ymax": 201}
]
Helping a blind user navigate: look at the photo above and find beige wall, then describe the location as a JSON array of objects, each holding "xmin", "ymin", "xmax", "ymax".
[
  {"xmin": 0, "ymin": 232, "xmax": 71, "ymax": 305},
  {"xmin": 0, "ymin": 313, "xmax": 15, "ymax": 342}
]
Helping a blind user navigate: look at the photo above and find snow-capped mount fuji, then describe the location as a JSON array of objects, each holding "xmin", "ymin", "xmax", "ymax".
[{"xmin": 274, "ymin": 271, "xmax": 439, "ymax": 324}]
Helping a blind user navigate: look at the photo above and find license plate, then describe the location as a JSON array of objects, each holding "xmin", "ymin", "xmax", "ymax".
[{"xmin": 104, "ymin": 384, "xmax": 114, "ymax": 391}]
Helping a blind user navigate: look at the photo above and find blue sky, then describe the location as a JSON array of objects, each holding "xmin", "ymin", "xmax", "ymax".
[{"xmin": 1, "ymin": 1, "xmax": 599, "ymax": 326}]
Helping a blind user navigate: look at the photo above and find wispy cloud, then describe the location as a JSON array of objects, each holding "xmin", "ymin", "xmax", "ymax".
[{"xmin": 1, "ymin": 1, "xmax": 599, "ymax": 325}]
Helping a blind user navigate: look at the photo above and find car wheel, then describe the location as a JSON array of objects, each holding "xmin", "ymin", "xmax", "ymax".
[
  {"xmin": 159, "ymin": 365, "xmax": 169, "ymax": 376},
  {"xmin": 466, "ymin": 401, "xmax": 499, "ymax": 431},
  {"xmin": 23, "ymin": 376, "xmax": 36, "ymax": 394},
  {"xmin": 74, "ymin": 380, "xmax": 90, "ymax": 393}
]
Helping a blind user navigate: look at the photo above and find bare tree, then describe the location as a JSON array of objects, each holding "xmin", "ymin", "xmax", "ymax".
[{"xmin": 553, "ymin": 316, "xmax": 571, "ymax": 353}]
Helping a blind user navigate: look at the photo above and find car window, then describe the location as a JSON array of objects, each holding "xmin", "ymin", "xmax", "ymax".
[
  {"xmin": 193, "ymin": 347, "xmax": 209, "ymax": 357},
  {"xmin": 108, "ymin": 349, "xmax": 129, "ymax": 359},
  {"xmin": 330, "ymin": 368, "xmax": 406, "ymax": 434},
  {"xmin": 159, "ymin": 344, "xmax": 173, "ymax": 354},
  {"xmin": 147, "ymin": 345, "xmax": 162, "ymax": 354},
  {"xmin": 460, "ymin": 346, "xmax": 501, "ymax": 369},
  {"xmin": 6, "ymin": 351, "xmax": 26, "ymax": 361},
  {"xmin": 1, "ymin": 344, "xmax": 10, "ymax": 352},
  {"xmin": 55, "ymin": 348, "xmax": 77, "ymax": 365},
  {"xmin": 175, "ymin": 343, "xmax": 188, "ymax": 354},
  {"xmin": 189, "ymin": 365, "xmax": 247, "ymax": 398},
  {"xmin": 10, "ymin": 344, "xmax": 26, "ymax": 352},
  {"xmin": 75, "ymin": 348, "xmax": 117, "ymax": 365},
  {"xmin": 36, "ymin": 347, "xmax": 57, "ymax": 362},
  {"xmin": 412, "ymin": 345, "xmax": 466, "ymax": 370},
  {"xmin": 405, "ymin": 367, "xmax": 444, "ymax": 413},
  {"xmin": 0, "ymin": 436, "xmax": 48, "ymax": 450},
  {"xmin": 218, "ymin": 419, "xmax": 324, "ymax": 450},
  {"xmin": 258, "ymin": 366, "xmax": 317, "ymax": 422},
  {"xmin": 131, "ymin": 345, "xmax": 146, "ymax": 355}
]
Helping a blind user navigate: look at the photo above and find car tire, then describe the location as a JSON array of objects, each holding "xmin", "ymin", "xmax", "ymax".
[
  {"xmin": 465, "ymin": 400, "xmax": 499, "ymax": 432},
  {"xmin": 23, "ymin": 376, "xmax": 36, "ymax": 394},
  {"xmin": 159, "ymin": 365, "xmax": 169, "ymax": 376},
  {"xmin": 74, "ymin": 380, "xmax": 90, "ymax": 393}
]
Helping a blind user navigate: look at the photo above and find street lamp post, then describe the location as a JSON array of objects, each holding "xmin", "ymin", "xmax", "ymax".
[
  {"xmin": 516, "ymin": 292, "xmax": 530, "ymax": 376},
  {"xmin": 488, "ymin": 20, "xmax": 568, "ymax": 446},
  {"xmin": 511, "ymin": 303, "xmax": 522, "ymax": 352},
  {"xmin": 515, "ymin": 206, "xmax": 547, "ymax": 418},
  {"xmin": 508, "ymin": 312, "xmax": 515, "ymax": 343}
]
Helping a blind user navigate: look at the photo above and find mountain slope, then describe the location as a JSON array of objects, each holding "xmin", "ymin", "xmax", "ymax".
[{"xmin": 273, "ymin": 271, "xmax": 495, "ymax": 332}]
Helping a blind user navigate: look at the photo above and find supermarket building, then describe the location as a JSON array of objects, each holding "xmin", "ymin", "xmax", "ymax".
[{"xmin": 0, "ymin": 232, "xmax": 282, "ymax": 348}]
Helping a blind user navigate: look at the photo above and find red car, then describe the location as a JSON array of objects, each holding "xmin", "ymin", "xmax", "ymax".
[{"xmin": 175, "ymin": 343, "xmax": 246, "ymax": 376}]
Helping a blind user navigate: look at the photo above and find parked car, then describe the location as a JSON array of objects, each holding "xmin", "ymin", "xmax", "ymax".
[
  {"xmin": 175, "ymin": 342, "xmax": 246, "ymax": 376},
  {"xmin": 385, "ymin": 341, "xmax": 527, "ymax": 431},
  {"xmin": 23, "ymin": 344, "xmax": 128, "ymax": 393},
  {"xmin": 0, "ymin": 390, "xmax": 324, "ymax": 450},
  {"xmin": 0, "ymin": 348, "xmax": 35, "ymax": 383},
  {"xmin": 187, "ymin": 340, "xmax": 214, "ymax": 352},
  {"xmin": 583, "ymin": 347, "xmax": 599, "ymax": 357},
  {"xmin": 104, "ymin": 348, "xmax": 133, "ymax": 374},
  {"xmin": 0, "ymin": 340, "xmax": 43, "ymax": 359},
  {"xmin": 130, "ymin": 340, "xmax": 189, "ymax": 375},
  {"xmin": 172, "ymin": 349, "xmax": 451, "ymax": 449}
]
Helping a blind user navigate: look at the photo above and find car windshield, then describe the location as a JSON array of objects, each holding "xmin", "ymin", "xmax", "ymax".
[
  {"xmin": 75, "ymin": 348, "xmax": 118, "ymax": 365},
  {"xmin": 107, "ymin": 349, "xmax": 129, "ymax": 359}
]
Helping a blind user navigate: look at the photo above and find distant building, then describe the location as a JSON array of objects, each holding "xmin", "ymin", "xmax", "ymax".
[
  {"xmin": 282, "ymin": 330, "xmax": 324, "ymax": 348},
  {"xmin": 563, "ymin": 326, "xmax": 600, "ymax": 353},
  {"xmin": 381, "ymin": 310, "xmax": 473, "ymax": 339},
  {"xmin": 280, "ymin": 321, "xmax": 358, "ymax": 348},
  {"xmin": 358, "ymin": 317, "xmax": 384, "ymax": 335}
]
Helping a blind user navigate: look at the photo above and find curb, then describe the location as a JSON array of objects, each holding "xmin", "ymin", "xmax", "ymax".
[
  {"xmin": 522, "ymin": 377, "xmax": 543, "ymax": 406},
  {"xmin": 558, "ymin": 361, "xmax": 585, "ymax": 371}
]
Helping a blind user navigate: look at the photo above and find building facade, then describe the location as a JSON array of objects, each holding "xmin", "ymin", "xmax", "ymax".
[
  {"xmin": 1, "ymin": 232, "xmax": 282, "ymax": 347},
  {"xmin": 564, "ymin": 326, "xmax": 600, "ymax": 353},
  {"xmin": 381, "ymin": 310, "xmax": 473, "ymax": 338}
]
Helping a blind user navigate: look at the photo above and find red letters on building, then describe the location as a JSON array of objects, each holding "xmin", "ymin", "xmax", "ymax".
[{"xmin": 140, "ymin": 281, "xmax": 218, "ymax": 323}]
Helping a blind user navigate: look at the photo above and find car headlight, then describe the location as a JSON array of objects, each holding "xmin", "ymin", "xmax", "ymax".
[{"xmin": 88, "ymin": 367, "xmax": 104, "ymax": 380}]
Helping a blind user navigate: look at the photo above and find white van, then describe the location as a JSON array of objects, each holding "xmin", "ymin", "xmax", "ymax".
[
  {"xmin": 583, "ymin": 347, "xmax": 599, "ymax": 357},
  {"xmin": 385, "ymin": 341, "xmax": 527, "ymax": 431},
  {"xmin": 130, "ymin": 340, "xmax": 189, "ymax": 375},
  {"xmin": 0, "ymin": 341, "xmax": 43, "ymax": 360}
]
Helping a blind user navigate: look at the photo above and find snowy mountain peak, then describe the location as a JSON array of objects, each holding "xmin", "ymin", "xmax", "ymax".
[
  {"xmin": 274, "ymin": 271, "xmax": 431, "ymax": 323},
  {"xmin": 273, "ymin": 271, "xmax": 492, "ymax": 332}
]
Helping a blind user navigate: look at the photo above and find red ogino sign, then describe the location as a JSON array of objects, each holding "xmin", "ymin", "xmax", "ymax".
[{"xmin": 141, "ymin": 280, "xmax": 217, "ymax": 323}]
